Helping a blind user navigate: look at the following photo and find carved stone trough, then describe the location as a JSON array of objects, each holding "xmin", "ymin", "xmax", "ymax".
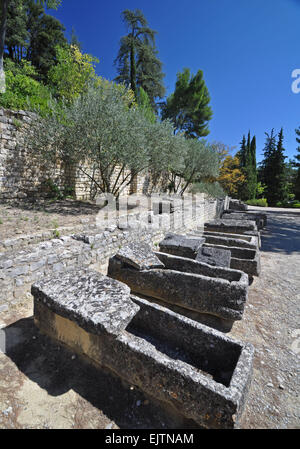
[
  {"xmin": 202, "ymin": 230, "xmax": 260, "ymax": 249},
  {"xmin": 159, "ymin": 233, "xmax": 261, "ymax": 278},
  {"xmin": 222, "ymin": 211, "xmax": 267, "ymax": 230},
  {"xmin": 159, "ymin": 233, "xmax": 231, "ymax": 268},
  {"xmin": 229, "ymin": 199, "xmax": 248, "ymax": 211},
  {"xmin": 204, "ymin": 219, "xmax": 259, "ymax": 237},
  {"xmin": 108, "ymin": 242, "xmax": 249, "ymax": 331},
  {"xmin": 32, "ymin": 268, "xmax": 254, "ymax": 429}
]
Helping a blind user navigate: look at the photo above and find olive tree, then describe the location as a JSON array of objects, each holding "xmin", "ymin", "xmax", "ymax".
[
  {"xmin": 170, "ymin": 138, "xmax": 220, "ymax": 195},
  {"xmin": 27, "ymin": 81, "xmax": 185, "ymax": 198}
]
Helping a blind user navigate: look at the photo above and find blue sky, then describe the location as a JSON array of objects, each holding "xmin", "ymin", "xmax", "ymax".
[{"xmin": 50, "ymin": 0, "xmax": 300, "ymax": 163}]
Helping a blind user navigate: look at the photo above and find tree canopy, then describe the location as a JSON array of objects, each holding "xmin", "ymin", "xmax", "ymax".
[
  {"xmin": 114, "ymin": 8, "xmax": 165, "ymax": 107},
  {"xmin": 161, "ymin": 68, "xmax": 212, "ymax": 139}
]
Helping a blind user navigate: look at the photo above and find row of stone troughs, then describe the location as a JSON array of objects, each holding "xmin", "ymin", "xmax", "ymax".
[{"xmin": 32, "ymin": 198, "xmax": 267, "ymax": 429}]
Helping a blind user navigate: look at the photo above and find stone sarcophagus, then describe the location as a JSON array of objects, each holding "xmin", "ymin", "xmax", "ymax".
[
  {"xmin": 159, "ymin": 233, "xmax": 231, "ymax": 268},
  {"xmin": 159, "ymin": 233, "xmax": 261, "ymax": 278},
  {"xmin": 32, "ymin": 268, "xmax": 254, "ymax": 429},
  {"xmin": 204, "ymin": 219, "xmax": 259, "ymax": 237},
  {"xmin": 201, "ymin": 230, "xmax": 260, "ymax": 250},
  {"xmin": 222, "ymin": 211, "xmax": 267, "ymax": 230},
  {"xmin": 108, "ymin": 242, "xmax": 249, "ymax": 331},
  {"xmin": 229, "ymin": 199, "xmax": 248, "ymax": 211}
]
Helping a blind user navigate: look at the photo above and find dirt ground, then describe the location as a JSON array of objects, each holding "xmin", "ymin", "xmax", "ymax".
[
  {"xmin": 0, "ymin": 199, "xmax": 100, "ymax": 239},
  {"xmin": 0, "ymin": 208, "xmax": 299, "ymax": 429}
]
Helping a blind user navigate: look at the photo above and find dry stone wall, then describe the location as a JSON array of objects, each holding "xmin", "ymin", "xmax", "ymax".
[
  {"xmin": 0, "ymin": 108, "xmax": 180, "ymax": 200},
  {"xmin": 0, "ymin": 195, "xmax": 228, "ymax": 312}
]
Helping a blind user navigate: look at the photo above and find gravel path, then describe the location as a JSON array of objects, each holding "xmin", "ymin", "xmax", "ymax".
[{"xmin": 0, "ymin": 208, "xmax": 299, "ymax": 428}]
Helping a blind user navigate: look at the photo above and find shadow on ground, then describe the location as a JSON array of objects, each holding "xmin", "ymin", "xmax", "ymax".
[
  {"xmin": 260, "ymin": 211, "xmax": 300, "ymax": 254},
  {"xmin": 0, "ymin": 199, "xmax": 101, "ymax": 216},
  {"xmin": 2, "ymin": 316, "xmax": 199, "ymax": 429}
]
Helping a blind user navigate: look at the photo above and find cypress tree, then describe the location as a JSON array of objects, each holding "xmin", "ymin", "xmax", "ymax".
[
  {"xmin": 293, "ymin": 127, "xmax": 300, "ymax": 199},
  {"xmin": 238, "ymin": 132, "xmax": 257, "ymax": 200},
  {"xmin": 260, "ymin": 128, "xmax": 287, "ymax": 206}
]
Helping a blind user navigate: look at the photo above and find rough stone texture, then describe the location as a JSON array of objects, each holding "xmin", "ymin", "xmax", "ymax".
[
  {"xmin": 159, "ymin": 233, "xmax": 205, "ymax": 259},
  {"xmin": 188, "ymin": 231, "xmax": 258, "ymax": 250},
  {"xmin": 204, "ymin": 219, "xmax": 258, "ymax": 236},
  {"xmin": 108, "ymin": 252, "xmax": 248, "ymax": 323},
  {"xmin": 229, "ymin": 199, "xmax": 248, "ymax": 211},
  {"xmin": 222, "ymin": 211, "xmax": 267, "ymax": 230},
  {"xmin": 32, "ymin": 269, "xmax": 138, "ymax": 337},
  {"xmin": 203, "ymin": 243, "xmax": 261, "ymax": 278},
  {"xmin": 202, "ymin": 230, "xmax": 260, "ymax": 249},
  {"xmin": 115, "ymin": 242, "xmax": 165, "ymax": 270},
  {"xmin": 195, "ymin": 246, "xmax": 231, "ymax": 268},
  {"xmin": 0, "ymin": 195, "xmax": 229, "ymax": 311},
  {"xmin": 32, "ymin": 271, "xmax": 254, "ymax": 429},
  {"xmin": 0, "ymin": 208, "xmax": 298, "ymax": 430}
]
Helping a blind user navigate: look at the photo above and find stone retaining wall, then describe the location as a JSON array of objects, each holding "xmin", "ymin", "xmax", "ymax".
[
  {"xmin": 0, "ymin": 195, "xmax": 228, "ymax": 312},
  {"xmin": 0, "ymin": 108, "xmax": 180, "ymax": 200}
]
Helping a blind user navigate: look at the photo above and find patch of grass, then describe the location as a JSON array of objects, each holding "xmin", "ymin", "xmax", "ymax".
[
  {"xmin": 52, "ymin": 229, "xmax": 60, "ymax": 238},
  {"xmin": 0, "ymin": 218, "xmax": 3, "ymax": 224},
  {"xmin": 246, "ymin": 198, "xmax": 268, "ymax": 207}
]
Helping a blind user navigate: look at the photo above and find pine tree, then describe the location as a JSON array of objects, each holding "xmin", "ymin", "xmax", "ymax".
[
  {"xmin": 26, "ymin": 0, "xmax": 66, "ymax": 81},
  {"xmin": 114, "ymin": 9, "xmax": 165, "ymax": 106},
  {"xmin": 5, "ymin": 0, "xmax": 28, "ymax": 62},
  {"xmin": 161, "ymin": 67, "xmax": 213, "ymax": 138},
  {"xmin": 294, "ymin": 127, "xmax": 300, "ymax": 199},
  {"xmin": 260, "ymin": 128, "xmax": 287, "ymax": 206}
]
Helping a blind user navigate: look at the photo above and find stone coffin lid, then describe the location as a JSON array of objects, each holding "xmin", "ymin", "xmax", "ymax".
[
  {"xmin": 196, "ymin": 246, "xmax": 231, "ymax": 268},
  {"xmin": 115, "ymin": 242, "xmax": 165, "ymax": 270},
  {"xmin": 205, "ymin": 219, "xmax": 257, "ymax": 231},
  {"xmin": 31, "ymin": 269, "xmax": 140, "ymax": 337},
  {"xmin": 159, "ymin": 233, "xmax": 205, "ymax": 253}
]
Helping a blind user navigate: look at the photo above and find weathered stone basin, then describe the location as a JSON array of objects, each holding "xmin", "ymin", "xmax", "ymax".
[
  {"xmin": 108, "ymin": 244, "xmax": 249, "ymax": 330},
  {"xmin": 159, "ymin": 233, "xmax": 261, "ymax": 278},
  {"xmin": 204, "ymin": 219, "xmax": 259, "ymax": 236},
  {"xmin": 222, "ymin": 211, "xmax": 267, "ymax": 230},
  {"xmin": 201, "ymin": 230, "xmax": 260, "ymax": 249},
  {"xmin": 32, "ymin": 268, "xmax": 254, "ymax": 429},
  {"xmin": 229, "ymin": 199, "xmax": 248, "ymax": 211},
  {"xmin": 159, "ymin": 233, "xmax": 231, "ymax": 267},
  {"xmin": 188, "ymin": 230, "xmax": 258, "ymax": 250}
]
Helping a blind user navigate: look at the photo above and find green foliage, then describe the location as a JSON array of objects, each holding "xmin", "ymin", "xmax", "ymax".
[
  {"xmin": 246, "ymin": 198, "xmax": 268, "ymax": 207},
  {"xmin": 27, "ymin": 80, "xmax": 219, "ymax": 198},
  {"xmin": 293, "ymin": 127, "xmax": 300, "ymax": 199},
  {"xmin": 161, "ymin": 67, "xmax": 212, "ymax": 138},
  {"xmin": 114, "ymin": 9, "xmax": 165, "ymax": 106},
  {"xmin": 1, "ymin": 0, "xmax": 67, "ymax": 81},
  {"xmin": 28, "ymin": 82, "xmax": 151, "ymax": 197},
  {"xmin": 238, "ymin": 132, "xmax": 257, "ymax": 200},
  {"xmin": 259, "ymin": 128, "xmax": 288, "ymax": 206},
  {"xmin": 47, "ymin": 44, "xmax": 99, "ymax": 102},
  {"xmin": 168, "ymin": 138, "xmax": 220, "ymax": 195},
  {"xmin": 190, "ymin": 181, "xmax": 225, "ymax": 198},
  {"xmin": 137, "ymin": 86, "xmax": 156, "ymax": 123},
  {"xmin": 0, "ymin": 59, "xmax": 54, "ymax": 115},
  {"xmin": 256, "ymin": 181, "xmax": 267, "ymax": 198}
]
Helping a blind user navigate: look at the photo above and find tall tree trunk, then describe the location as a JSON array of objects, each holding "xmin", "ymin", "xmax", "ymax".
[
  {"xmin": 0, "ymin": 0, "xmax": 9, "ymax": 93},
  {"xmin": 130, "ymin": 43, "xmax": 137, "ymax": 99}
]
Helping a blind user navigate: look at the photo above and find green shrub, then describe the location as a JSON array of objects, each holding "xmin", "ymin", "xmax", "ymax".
[
  {"xmin": 246, "ymin": 198, "xmax": 268, "ymax": 207},
  {"xmin": 0, "ymin": 60, "xmax": 55, "ymax": 117},
  {"xmin": 292, "ymin": 202, "xmax": 300, "ymax": 208},
  {"xmin": 190, "ymin": 181, "xmax": 226, "ymax": 198}
]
